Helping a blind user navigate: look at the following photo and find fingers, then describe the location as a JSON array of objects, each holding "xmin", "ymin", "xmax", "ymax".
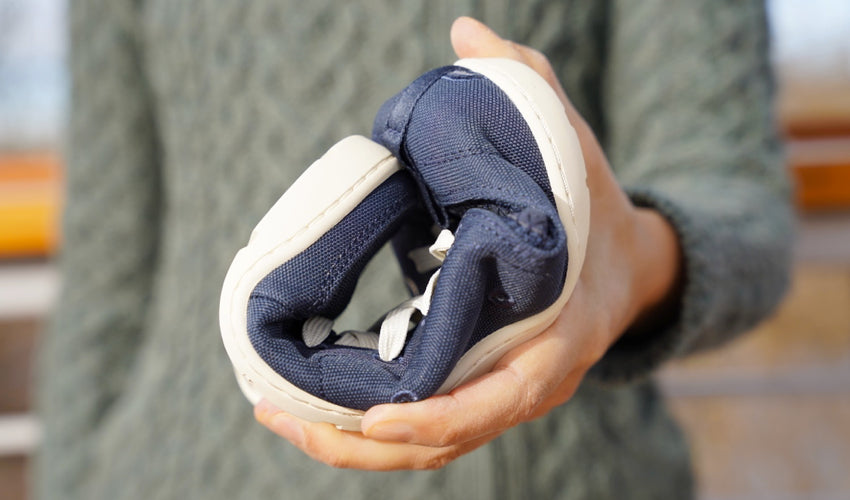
[
  {"xmin": 255, "ymin": 400, "xmax": 500, "ymax": 470},
  {"xmin": 253, "ymin": 283, "xmax": 610, "ymax": 469},
  {"xmin": 359, "ymin": 289, "xmax": 613, "ymax": 448},
  {"xmin": 361, "ymin": 322, "xmax": 586, "ymax": 448},
  {"xmin": 525, "ymin": 374, "xmax": 585, "ymax": 422},
  {"xmin": 253, "ymin": 326, "xmax": 584, "ymax": 471}
]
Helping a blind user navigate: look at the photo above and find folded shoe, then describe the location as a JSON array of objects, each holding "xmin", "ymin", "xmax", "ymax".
[{"xmin": 219, "ymin": 58, "xmax": 589, "ymax": 430}]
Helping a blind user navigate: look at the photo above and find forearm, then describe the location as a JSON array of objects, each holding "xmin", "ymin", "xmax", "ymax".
[
  {"xmin": 627, "ymin": 207, "xmax": 684, "ymax": 336},
  {"xmin": 587, "ymin": 0, "xmax": 793, "ymax": 382}
]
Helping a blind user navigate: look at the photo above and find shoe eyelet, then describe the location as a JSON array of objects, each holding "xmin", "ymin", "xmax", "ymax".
[
  {"xmin": 488, "ymin": 289, "xmax": 515, "ymax": 307},
  {"xmin": 391, "ymin": 390, "xmax": 418, "ymax": 403}
]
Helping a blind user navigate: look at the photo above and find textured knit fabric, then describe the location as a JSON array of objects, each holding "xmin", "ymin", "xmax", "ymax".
[{"xmin": 36, "ymin": 1, "xmax": 792, "ymax": 499}]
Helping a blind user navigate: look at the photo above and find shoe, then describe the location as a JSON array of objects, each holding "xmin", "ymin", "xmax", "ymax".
[{"xmin": 219, "ymin": 58, "xmax": 589, "ymax": 430}]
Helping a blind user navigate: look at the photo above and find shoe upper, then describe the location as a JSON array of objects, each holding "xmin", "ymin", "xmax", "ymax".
[{"xmin": 246, "ymin": 65, "xmax": 568, "ymax": 411}]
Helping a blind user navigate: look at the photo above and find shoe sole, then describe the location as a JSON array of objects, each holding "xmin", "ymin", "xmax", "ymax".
[{"xmin": 219, "ymin": 58, "xmax": 589, "ymax": 430}]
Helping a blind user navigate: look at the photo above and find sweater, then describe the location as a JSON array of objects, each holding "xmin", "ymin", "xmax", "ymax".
[{"xmin": 37, "ymin": 1, "xmax": 792, "ymax": 499}]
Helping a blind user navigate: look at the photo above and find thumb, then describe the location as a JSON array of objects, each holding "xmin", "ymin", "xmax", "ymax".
[
  {"xmin": 449, "ymin": 17, "xmax": 584, "ymax": 132},
  {"xmin": 450, "ymin": 17, "xmax": 523, "ymax": 61}
]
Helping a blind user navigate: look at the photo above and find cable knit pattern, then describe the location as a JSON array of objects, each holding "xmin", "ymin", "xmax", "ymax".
[{"xmin": 36, "ymin": 1, "xmax": 790, "ymax": 499}]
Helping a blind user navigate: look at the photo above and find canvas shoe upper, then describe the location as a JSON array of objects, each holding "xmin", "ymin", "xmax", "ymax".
[{"xmin": 219, "ymin": 58, "xmax": 589, "ymax": 430}]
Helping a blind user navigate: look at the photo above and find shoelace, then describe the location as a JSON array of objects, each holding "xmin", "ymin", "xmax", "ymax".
[{"xmin": 301, "ymin": 229, "xmax": 455, "ymax": 361}]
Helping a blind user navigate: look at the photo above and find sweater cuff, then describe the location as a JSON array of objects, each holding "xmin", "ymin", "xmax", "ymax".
[{"xmin": 587, "ymin": 187, "xmax": 709, "ymax": 384}]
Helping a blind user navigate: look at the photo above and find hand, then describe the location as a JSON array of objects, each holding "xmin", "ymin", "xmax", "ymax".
[{"xmin": 254, "ymin": 16, "xmax": 683, "ymax": 470}]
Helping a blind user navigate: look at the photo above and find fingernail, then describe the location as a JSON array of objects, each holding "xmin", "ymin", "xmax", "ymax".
[
  {"xmin": 271, "ymin": 413, "xmax": 304, "ymax": 446},
  {"xmin": 365, "ymin": 420, "xmax": 415, "ymax": 442}
]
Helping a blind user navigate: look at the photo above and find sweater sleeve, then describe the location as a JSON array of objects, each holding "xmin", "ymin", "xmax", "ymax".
[
  {"xmin": 36, "ymin": 0, "xmax": 161, "ymax": 493},
  {"xmin": 587, "ymin": 1, "xmax": 794, "ymax": 382}
]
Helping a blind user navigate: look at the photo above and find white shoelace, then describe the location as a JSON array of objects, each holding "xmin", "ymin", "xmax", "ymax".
[{"xmin": 301, "ymin": 229, "xmax": 455, "ymax": 361}]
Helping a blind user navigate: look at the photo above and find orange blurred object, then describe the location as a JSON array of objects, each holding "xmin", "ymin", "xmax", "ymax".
[
  {"xmin": 772, "ymin": 0, "xmax": 850, "ymax": 211},
  {"xmin": 788, "ymin": 139, "xmax": 850, "ymax": 210},
  {"xmin": 0, "ymin": 153, "xmax": 63, "ymax": 258}
]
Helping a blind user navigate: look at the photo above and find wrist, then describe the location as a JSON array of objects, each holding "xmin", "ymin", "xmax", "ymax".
[{"xmin": 624, "ymin": 207, "xmax": 684, "ymax": 337}]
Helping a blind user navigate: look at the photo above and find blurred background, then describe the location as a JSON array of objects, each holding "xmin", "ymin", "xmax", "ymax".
[{"xmin": 0, "ymin": 1, "xmax": 848, "ymax": 499}]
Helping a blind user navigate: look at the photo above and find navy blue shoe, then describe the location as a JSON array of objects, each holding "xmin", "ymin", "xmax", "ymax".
[{"xmin": 220, "ymin": 58, "xmax": 589, "ymax": 430}]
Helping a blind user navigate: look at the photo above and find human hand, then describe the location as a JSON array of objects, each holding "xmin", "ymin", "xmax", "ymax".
[{"xmin": 254, "ymin": 16, "xmax": 683, "ymax": 470}]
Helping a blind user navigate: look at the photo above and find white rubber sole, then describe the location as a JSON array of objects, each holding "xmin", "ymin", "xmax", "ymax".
[
  {"xmin": 220, "ymin": 136, "xmax": 400, "ymax": 429},
  {"xmin": 219, "ymin": 58, "xmax": 589, "ymax": 431}
]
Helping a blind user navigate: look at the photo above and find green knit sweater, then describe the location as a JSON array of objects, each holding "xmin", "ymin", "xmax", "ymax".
[{"xmin": 37, "ymin": 1, "xmax": 792, "ymax": 499}]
